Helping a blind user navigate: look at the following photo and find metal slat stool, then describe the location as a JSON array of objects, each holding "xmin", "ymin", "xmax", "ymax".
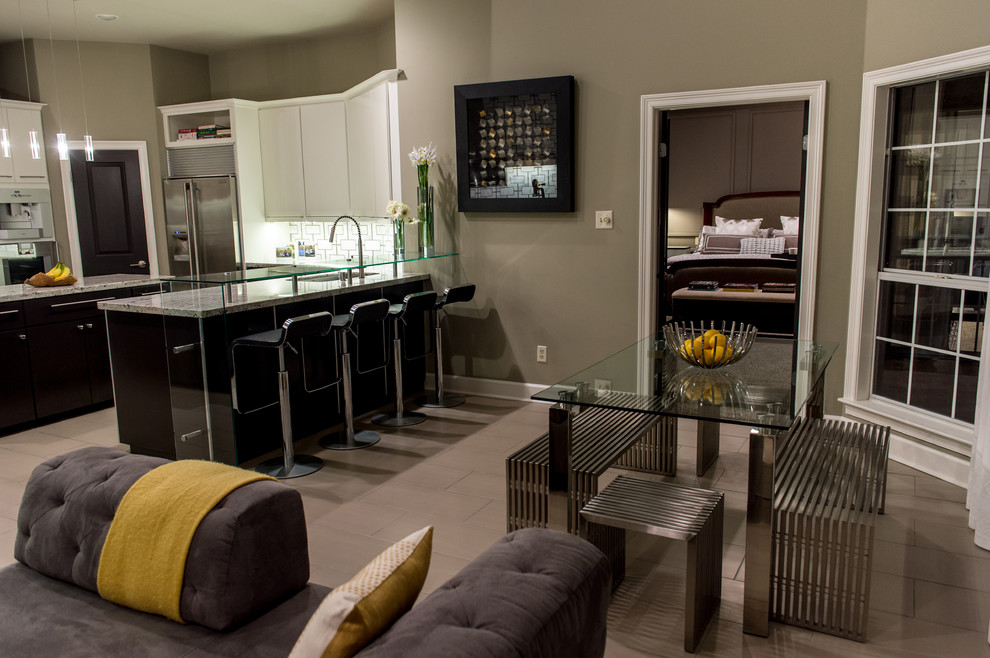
[
  {"xmin": 318, "ymin": 299, "xmax": 390, "ymax": 450},
  {"xmin": 581, "ymin": 475, "xmax": 724, "ymax": 654},
  {"xmin": 372, "ymin": 291, "xmax": 437, "ymax": 427},
  {"xmin": 418, "ymin": 284, "xmax": 475, "ymax": 408},
  {"xmin": 230, "ymin": 311, "xmax": 333, "ymax": 479}
]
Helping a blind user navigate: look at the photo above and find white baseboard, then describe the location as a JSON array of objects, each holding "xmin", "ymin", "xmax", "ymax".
[
  {"xmin": 426, "ymin": 374, "xmax": 552, "ymax": 404},
  {"xmin": 832, "ymin": 413, "xmax": 969, "ymax": 488}
]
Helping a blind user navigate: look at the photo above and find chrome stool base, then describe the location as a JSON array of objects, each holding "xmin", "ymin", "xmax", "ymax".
[
  {"xmin": 319, "ymin": 429, "xmax": 381, "ymax": 450},
  {"xmin": 372, "ymin": 410, "xmax": 428, "ymax": 426},
  {"xmin": 255, "ymin": 454, "xmax": 324, "ymax": 479},
  {"xmin": 417, "ymin": 392, "xmax": 466, "ymax": 408}
]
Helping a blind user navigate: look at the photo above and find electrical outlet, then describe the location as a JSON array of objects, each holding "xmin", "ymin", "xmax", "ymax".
[
  {"xmin": 536, "ymin": 345, "xmax": 547, "ymax": 363},
  {"xmin": 595, "ymin": 210, "xmax": 613, "ymax": 230},
  {"xmin": 594, "ymin": 379, "xmax": 612, "ymax": 394}
]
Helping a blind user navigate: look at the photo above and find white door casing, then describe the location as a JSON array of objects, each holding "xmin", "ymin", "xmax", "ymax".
[{"xmin": 637, "ymin": 81, "xmax": 827, "ymax": 342}]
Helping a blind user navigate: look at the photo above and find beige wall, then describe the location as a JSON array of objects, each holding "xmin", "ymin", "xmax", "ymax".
[
  {"xmin": 865, "ymin": 0, "xmax": 990, "ymax": 70},
  {"xmin": 396, "ymin": 0, "xmax": 868, "ymax": 410},
  {"xmin": 23, "ymin": 40, "xmax": 163, "ymax": 273},
  {"xmin": 209, "ymin": 18, "xmax": 396, "ymax": 101}
]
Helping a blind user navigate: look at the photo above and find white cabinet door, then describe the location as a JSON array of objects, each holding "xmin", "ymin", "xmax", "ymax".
[
  {"xmin": 300, "ymin": 102, "xmax": 349, "ymax": 218},
  {"xmin": 0, "ymin": 110, "xmax": 14, "ymax": 181},
  {"xmin": 258, "ymin": 106, "xmax": 306, "ymax": 218},
  {"xmin": 6, "ymin": 107, "xmax": 47, "ymax": 182},
  {"xmin": 346, "ymin": 85, "xmax": 391, "ymax": 218}
]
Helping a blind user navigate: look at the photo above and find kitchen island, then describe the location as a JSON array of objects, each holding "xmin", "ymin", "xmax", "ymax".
[{"xmin": 100, "ymin": 257, "xmax": 455, "ymax": 465}]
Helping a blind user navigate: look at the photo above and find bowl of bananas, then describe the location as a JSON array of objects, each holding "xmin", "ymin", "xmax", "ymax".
[
  {"xmin": 25, "ymin": 262, "xmax": 76, "ymax": 287},
  {"xmin": 663, "ymin": 321, "xmax": 757, "ymax": 369}
]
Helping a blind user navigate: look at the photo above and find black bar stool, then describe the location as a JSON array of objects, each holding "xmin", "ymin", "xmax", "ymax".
[
  {"xmin": 230, "ymin": 311, "xmax": 333, "ymax": 479},
  {"xmin": 319, "ymin": 298, "xmax": 390, "ymax": 450},
  {"xmin": 372, "ymin": 291, "xmax": 437, "ymax": 427},
  {"xmin": 419, "ymin": 284, "xmax": 476, "ymax": 408}
]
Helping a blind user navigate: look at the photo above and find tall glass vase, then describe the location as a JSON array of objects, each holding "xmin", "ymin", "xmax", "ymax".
[
  {"xmin": 417, "ymin": 183, "xmax": 434, "ymax": 255},
  {"xmin": 393, "ymin": 221, "xmax": 405, "ymax": 257}
]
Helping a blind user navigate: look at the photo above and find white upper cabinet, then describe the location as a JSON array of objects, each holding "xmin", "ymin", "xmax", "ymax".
[
  {"xmin": 0, "ymin": 102, "xmax": 48, "ymax": 184},
  {"xmin": 300, "ymin": 102, "xmax": 349, "ymax": 218},
  {"xmin": 259, "ymin": 106, "xmax": 306, "ymax": 218},
  {"xmin": 255, "ymin": 70, "xmax": 400, "ymax": 221},
  {"xmin": 345, "ymin": 84, "xmax": 391, "ymax": 218}
]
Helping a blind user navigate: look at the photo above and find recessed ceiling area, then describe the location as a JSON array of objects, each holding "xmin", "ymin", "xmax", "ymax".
[{"xmin": 0, "ymin": 0, "xmax": 394, "ymax": 54}]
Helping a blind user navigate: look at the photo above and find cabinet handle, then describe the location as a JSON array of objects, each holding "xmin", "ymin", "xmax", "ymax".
[
  {"xmin": 77, "ymin": 325, "xmax": 85, "ymax": 331},
  {"xmin": 0, "ymin": 309, "xmax": 20, "ymax": 316},
  {"xmin": 85, "ymin": 323, "xmax": 94, "ymax": 329},
  {"xmin": 50, "ymin": 296, "xmax": 115, "ymax": 309},
  {"xmin": 172, "ymin": 343, "xmax": 198, "ymax": 355},
  {"xmin": 18, "ymin": 334, "xmax": 26, "ymax": 340},
  {"xmin": 140, "ymin": 290, "xmax": 162, "ymax": 296},
  {"xmin": 180, "ymin": 429, "xmax": 204, "ymax": 442}
]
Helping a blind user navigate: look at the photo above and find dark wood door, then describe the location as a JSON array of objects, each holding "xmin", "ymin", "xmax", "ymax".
[
  {"xmin": 28, "ymin": 320, "xmax": 91, "ymax": 417},
  {"xmin": 85, "ymin": 314, "xmax": 113, "ymax": 404},
  {"xmin": 70, "ymin": 149, "xmax": 149, "ymax": 276},
  {"xmin": 0, "ymin": 329, "xmax": 36, "ymax": 429}
]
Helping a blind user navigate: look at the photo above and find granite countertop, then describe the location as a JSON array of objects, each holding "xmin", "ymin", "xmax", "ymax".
[
  {"xmin": 99, "ymin": 271, "xmax": 430, "ymax": 318},
  {"xmin": 0, "ymin": 274, "xmax": 159, "ymax": 302}
]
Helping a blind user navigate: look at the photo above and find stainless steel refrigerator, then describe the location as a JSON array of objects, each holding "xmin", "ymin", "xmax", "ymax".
[{"xmin": 164, "ymin": 176, "xmax": 243, "ymax": 277}]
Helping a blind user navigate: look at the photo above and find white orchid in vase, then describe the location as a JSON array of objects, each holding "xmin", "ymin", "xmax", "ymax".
[
  {"xmin": 408, "ymin": 142, "xmax": 437, "ymax": 251},
  {"xmin": 386, "ymin": 200, "xmax": 417, "ymax": 254}
]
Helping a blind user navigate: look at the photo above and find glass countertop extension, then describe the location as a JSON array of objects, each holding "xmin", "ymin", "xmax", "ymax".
[
  {"xmin": 532, "ymin": 334, "xmax": 837, "ymax": 431},
  {"xmin": 166, "ymin": 250, "xmax": 458, "ymax": 285}
]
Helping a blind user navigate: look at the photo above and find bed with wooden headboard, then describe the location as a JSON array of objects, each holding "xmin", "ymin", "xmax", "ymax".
[{"xmin": 665, "ymin": 190, "xmax": 801, "ymax": 302}]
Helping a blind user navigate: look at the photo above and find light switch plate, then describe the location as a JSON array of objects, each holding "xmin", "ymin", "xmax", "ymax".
[{"xmin": 596, "ymin": 210, "xmax": 613, "ymax": 230}]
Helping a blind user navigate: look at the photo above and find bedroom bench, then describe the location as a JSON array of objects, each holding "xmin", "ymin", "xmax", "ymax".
[
  {"xmin": 771, "ymin": 417, "xmax": 890, "ymax": 642},
  {"xmin": 506, "ymin": 406, "xmax": 676, "ymax": 585},
  {"xmin": 671, "ymin": 287, "xmax": 796, "ymax": 337}
]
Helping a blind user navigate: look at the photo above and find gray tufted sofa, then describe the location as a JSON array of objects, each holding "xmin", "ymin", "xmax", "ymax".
[{"xmin": 0, "ymin": 447, "xmax": 611, "ymax": 657}]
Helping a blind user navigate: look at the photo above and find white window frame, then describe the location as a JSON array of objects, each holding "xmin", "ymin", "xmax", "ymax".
[{"xmin": 842, "ymin": 45, "xmax": 990, "ymax": 486}]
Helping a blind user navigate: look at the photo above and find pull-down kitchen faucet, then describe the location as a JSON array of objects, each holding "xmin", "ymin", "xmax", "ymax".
[{"xmin": 329, "ymin": 215, "xmax": 365, "ymax": 283}]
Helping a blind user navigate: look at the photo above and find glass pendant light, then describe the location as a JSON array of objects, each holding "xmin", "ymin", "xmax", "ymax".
[
  {"xmin": 45, "ymin": 0, "xmax": 69, "ymax": 160},
  {"xmin": 72, "ymin": 0, "xmax": 93, "ymax": 161},
  {"xmin": 17, "ymin": 0, "xmax": 42, "ymax": 160}
]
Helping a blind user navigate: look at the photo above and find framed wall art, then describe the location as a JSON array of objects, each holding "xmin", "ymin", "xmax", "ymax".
[{"xmin": 454, "ymin": 75, "xmax": 574, "ymax": 212}]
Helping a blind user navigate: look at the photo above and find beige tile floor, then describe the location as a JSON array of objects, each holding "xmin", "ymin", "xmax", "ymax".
[{"xmin": 2, "ymin": 398, "xmax": 990, "ymax": 656}]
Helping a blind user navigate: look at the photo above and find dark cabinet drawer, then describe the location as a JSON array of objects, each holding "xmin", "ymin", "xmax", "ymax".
[
  {"xmin": 0, "ymin": 301, "xmax": 24, "ymax": 329},
  {"xmin": 0, "ymin": 328, "xmax": 36, "ymax": 429},
  {"xmin": 118, "ymin": 284, "xmax": 165, "ymax": 298},
  {"xmin": 24, "ymin": 291, "xmax": 119, "ymax": 325}
]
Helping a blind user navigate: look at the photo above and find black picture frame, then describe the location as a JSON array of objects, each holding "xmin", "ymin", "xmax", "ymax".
[{"xmin": 454, "ymin": 75, "xmax": 574, "ymax": 213}]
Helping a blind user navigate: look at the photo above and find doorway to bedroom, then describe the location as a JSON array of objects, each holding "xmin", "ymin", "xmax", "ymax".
[
  {"xmin": 660, "ymin": 101, "xmax": 806, "ymax": 337},
  {"xmin": 636, "ymin": 80, "xmax": 826, "ymax": 342}
]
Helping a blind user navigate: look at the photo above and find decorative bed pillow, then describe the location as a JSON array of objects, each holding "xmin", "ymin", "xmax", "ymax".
[
  {"xmin": 290, "ymin": 526, "xmax": 433, "ymax": 658},
  {"xmin": 779, "ymin": 215, "xmax": 800, "ymax": 235},
  {"xmin": 701, "ymin": 225, "xmax": 770, "ymax": 238},
  {"xmin": 699, "ymin": 233, "xmax": 744, "ymax": 254},
  {"xmin": 740, "ymin": 237, "xmax": 786, "ymax": 255},
  {"xmin": 714, "ymin": 216, "xmax": 763, "ymax": 235}
]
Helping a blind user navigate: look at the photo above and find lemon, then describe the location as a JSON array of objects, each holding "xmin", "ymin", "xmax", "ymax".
[
  {"xmin": 713, "ymin": 345, "xmax": 726, "ymax": 363},
  {"xmin": 703, "ymin": 347, "xmax": 716, "ymax": 365},
  {"xmin": 703, "ymin": 329, "xmax": 721, "ymax": 343},
  {"xmin": 691, "ymin": 337, "xmax": 706, "ymax": 359}
]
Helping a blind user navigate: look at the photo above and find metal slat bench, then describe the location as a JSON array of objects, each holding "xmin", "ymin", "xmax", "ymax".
[
  {"xmin": 581, "ymin": 475, "xmax": 724, "ymax": 653},
  {"xmin": 771, "ymin": 418, "xmax": 890, "ymax": 642},
  {"xmin": 506, "ymin": 406, "xmax": 676, "ymax": 583}
]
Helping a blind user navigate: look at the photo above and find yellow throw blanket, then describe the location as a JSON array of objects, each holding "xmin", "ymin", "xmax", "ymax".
[{"xmin": 96, "ymin": 460, "xmax": 274, "ymax": 623}]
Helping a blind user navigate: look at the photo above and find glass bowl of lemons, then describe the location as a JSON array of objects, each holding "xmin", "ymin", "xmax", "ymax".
[{"xmin": 663, "ymin": 321, "xmax": 758, "ymax": 369}]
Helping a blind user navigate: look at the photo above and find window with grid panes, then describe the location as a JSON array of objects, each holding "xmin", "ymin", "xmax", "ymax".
[{"xmin": 873, "ymin": 71, "xmax": 989, "ymax": 424}]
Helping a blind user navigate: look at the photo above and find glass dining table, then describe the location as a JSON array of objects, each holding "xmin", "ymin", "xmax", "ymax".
[{"xmin": 531, "ymin": 333, "xmax": 837, "ymax": 637}]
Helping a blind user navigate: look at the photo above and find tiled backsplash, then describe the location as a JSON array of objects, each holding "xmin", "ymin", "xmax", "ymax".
[{"xmin": 276, "ymin": 217, "xmax": 396, "ymax": 262}]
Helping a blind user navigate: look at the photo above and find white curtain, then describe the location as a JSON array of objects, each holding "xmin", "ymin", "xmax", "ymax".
[
  {"xmin": 964, "ymin": 288, "xmax": 990, "ymax": 643},
  {"xmin": 967, "ymin": 288, "xmax": 990, "ymax": 547}
]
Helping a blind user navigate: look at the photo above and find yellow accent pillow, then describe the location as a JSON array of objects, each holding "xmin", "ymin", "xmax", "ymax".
[{"xmin": 290, "ymin": 526, "xmax": 433, "ymax": 658}]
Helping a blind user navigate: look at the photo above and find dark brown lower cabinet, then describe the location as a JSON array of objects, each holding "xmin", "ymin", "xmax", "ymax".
[
  {"xmin": 27, "ymin": 317, "xmax": 112, "ymax": 418},
  {"xmin": 0, "ymin": 328, "xmax": 36, "ymax": 429}
]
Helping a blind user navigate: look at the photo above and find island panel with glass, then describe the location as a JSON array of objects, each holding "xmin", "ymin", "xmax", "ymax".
[{"xmin": 100, "ymin": 254, "xmax": 456, "ymax": 465}]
